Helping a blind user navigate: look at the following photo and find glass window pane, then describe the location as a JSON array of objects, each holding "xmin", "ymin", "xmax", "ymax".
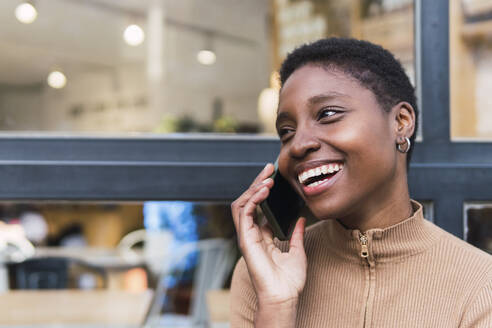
[
  {"xmin": 0, "ymin": 1, "xmax": 271, "ymax": 135},
  {"xmin": 464, "ymin": 203, "xmax": 492, "ymax": 254},
  {"xmin": 450, "ymin": 0, "xmax": 492, "ymax": 140},
  {"xmin": 0, "ymin": 0, "xmax": 415, "ymax": 136},
  {"xmin": 418, "ymin": 200, "xmax": 434, "ymax": 222},
  {"xmin": 0, "ymin": 200, "xmax": 236, "ymax": 327},
  {"xmin": 271, "ymin": 0, "xmax": 415, "ymax": 134}
]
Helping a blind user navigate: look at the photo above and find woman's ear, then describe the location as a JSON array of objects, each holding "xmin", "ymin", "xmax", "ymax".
[{"xmin": 393, "ymin": 102, "xmax": 416, "ymax": 139}]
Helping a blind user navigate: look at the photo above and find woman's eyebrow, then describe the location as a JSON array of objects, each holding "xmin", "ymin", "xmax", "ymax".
[{"xmin": 307, "ymin": 91, "xmax": 349, "ymax": 106}]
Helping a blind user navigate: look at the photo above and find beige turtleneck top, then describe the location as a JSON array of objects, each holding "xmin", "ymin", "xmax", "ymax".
[{"xmin": 230, "ymin": 201, "xmax": 492, "ymax": 327}]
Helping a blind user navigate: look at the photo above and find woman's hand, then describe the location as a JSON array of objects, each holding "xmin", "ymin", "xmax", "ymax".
[{"xmin": 231, "ymin": 163, "xmax": 307, "ymax": 326}]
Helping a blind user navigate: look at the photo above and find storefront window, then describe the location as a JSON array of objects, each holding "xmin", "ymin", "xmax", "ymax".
[
  {"xmin": 0, "ymin": 0, "xmax": 270, "ymax": 134},
  {"xmin": 0, "ymin": 0, "xmax": 415, "ymax": 136},
  {"xmin": 419, "ymin": 200, "xmax": 434, "ymax": 222},
  {"xmin": 464, "ymin": 203, "xmax": 492, "ymax": 254},
  {"xmin": 450, "ymin": 0, "xmax": 492, "ymax": 140},
  {"xmin": 0, "ymin": 201, "xmax": 235, "ymax": 326},
  {"xmin": 268, "ymin": 0, "xmax": 415, "ymax": 133}
]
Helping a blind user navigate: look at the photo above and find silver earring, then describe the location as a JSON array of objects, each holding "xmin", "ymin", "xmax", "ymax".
[{"xmin": 397, "ymin": 137, "xmax": 411, "ymax": 153}]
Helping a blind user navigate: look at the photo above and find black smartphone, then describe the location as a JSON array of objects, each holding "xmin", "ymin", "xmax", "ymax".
[{"xmin": 259, "ymin": 159, "xmax": 305, "ymax": 241}]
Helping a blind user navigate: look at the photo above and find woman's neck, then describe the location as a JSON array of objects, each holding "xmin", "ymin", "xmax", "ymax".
[{"xmin": 337, "ymin": 177, "xmax": 414, "ymax": 232}]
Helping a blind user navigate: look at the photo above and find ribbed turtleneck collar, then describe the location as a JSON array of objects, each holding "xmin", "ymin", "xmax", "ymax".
[{"xmin": 322, "ymin": 200, "xmax": 443, "ymax": 264}]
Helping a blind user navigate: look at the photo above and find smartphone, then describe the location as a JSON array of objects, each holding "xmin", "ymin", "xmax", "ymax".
[{"xmin": 259, "ymin": 159, "xmax": 305, "ymax": 241}]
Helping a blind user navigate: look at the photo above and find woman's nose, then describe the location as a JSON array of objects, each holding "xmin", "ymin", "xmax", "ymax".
[{"xmin": 288, "ymin": 129, "xmax": 321, "ymax": 158}]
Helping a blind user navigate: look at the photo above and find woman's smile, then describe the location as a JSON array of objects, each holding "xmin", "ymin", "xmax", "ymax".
[{"xmin": 295, "ymin": 160, "xmax": 344, "ymax": 196}]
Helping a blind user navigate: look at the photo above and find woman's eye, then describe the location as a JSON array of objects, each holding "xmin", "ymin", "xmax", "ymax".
[
  {"xmin": 318, "ymin": 107, "xmax": 340, "ymax": 120},
  {"xmin": 278, "ymin": 127, "xmax": 294, "ymax": 139}
]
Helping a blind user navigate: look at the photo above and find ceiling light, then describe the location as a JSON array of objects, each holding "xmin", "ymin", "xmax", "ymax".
[
  {"xmin": 197, "ymin": 50, "xmax": 216, "ymax": 65},
  {"xmin": 47, "ymin": 71, "xmax": 67, "ymax": 89},
  {"xmin": 124, "ymin": 24, "xmax": 145, "ymax": 46},
  {"xmin": 15, "ymin": 2, "xmax": 38, "ymax": 24}
]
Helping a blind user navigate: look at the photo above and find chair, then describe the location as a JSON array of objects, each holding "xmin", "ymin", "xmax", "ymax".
[
  {"xmin": 8, "ymin": 256, "xmax": 108, "ymax": 290},
  {"xmin": 142, "ymin": 238, "xmax": 236, "ymax": 328},
  {"xmin": 8, "ymin": 257, "xmax": 69, "ymax": 289}
]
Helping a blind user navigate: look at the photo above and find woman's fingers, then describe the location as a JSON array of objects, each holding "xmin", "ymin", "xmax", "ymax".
[
  {"xmin": 231, "ymin": 178, "xmax": 272, "ymax": 227},
  {"xmin": 242, "ymin": 163, "xmax": 274, "ymax": 202},
  {"xmin": 249, "ymin": 163, "xmax": 275, "ymax": 188},
  {"xmin": 231, "ymin": 163, "xmax": 274, "ymax": 226},
  {"xmin": 237, "ymin": 186, "xmax": 275, "ymax": 266},
  {"xmin": 259, "ymin": 223, "xmax": 277, "ymax": 253},
  {"xmin": 289, "ymin": 217, "xmax": 306, "ymax": 256},
  {"xmin": 230, "ymin": 163, "xmax": 274, "ymax": 263},
  {"xmin": 260, "ymin": 223, "xmax": 274, "ymax": 241},
  {"xmin": 238, "ymin": 186, "xmax": 270, "ymax": 237}
]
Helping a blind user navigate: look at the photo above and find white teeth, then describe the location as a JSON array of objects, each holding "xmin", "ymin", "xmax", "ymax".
[
  {"xmin": 309, "ymin": 181, "xmax": 318, "ymax": 187},
  {"xmin": 307, "ymin": 178, "xmax": 327, "ymax": 188},
  {"xmin": 298, "ymin": 163, "xmax": 344, "ymax": 185}
]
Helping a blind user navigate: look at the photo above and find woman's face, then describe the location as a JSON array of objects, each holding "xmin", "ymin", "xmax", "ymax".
[{"xmin": 276, "ymin": 64, "xmax": 402, "ymax": 221}]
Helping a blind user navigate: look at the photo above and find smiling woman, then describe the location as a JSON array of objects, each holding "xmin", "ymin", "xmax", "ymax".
[{"xmin": 229, "ymin": 38, "xmax": 492, "ymax": 327}]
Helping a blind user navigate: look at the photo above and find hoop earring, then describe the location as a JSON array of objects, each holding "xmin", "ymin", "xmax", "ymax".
[{"xmin": 397, "ymin": 137, "xmax": 411, "ymax": 153}]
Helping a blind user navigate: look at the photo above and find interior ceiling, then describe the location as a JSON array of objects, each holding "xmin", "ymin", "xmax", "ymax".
[{"xmin": 0, "ymin": 0, "xmax": 268, "ymax": 86}]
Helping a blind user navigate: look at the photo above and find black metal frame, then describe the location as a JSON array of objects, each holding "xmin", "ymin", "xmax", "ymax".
[
  {"xmin": 410, "ymin": 0, "xmax": 492, "ymax": 238},
  {"xmin": 0, "ymin": 0, "xmax": 491, "ymax": 239}
]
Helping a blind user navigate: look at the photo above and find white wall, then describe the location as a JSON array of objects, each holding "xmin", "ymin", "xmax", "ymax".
[{"xmin": 0, "ymin": 85, "xmax": 44, "ymax": 131}]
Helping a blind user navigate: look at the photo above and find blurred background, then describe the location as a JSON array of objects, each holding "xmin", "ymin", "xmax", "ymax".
[{"xmin": 0, "ymin": 0, "xmax": 491, "ymax": 327}]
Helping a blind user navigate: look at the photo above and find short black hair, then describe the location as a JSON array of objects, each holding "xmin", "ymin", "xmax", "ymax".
[{"xmin": 279, "ymin": 37, "xmax": 418, "ymax": 166}]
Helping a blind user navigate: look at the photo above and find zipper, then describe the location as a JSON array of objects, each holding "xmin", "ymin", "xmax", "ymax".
[
  {"xmin": 359, "ymin": 232, "xmax": 369, "ymax": 258},
  {"xmin": 358, "ymin": 232, "xmax": 371, "ymax": 327}
]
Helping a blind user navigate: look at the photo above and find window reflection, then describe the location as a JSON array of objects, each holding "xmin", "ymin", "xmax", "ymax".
[
  {"xmin": 419, "ymin": 200, "xmax": 434, "ymax": 222},
  {"xmin": 464, "ymin": 203, "xmax": 492, "ymax": 254}
]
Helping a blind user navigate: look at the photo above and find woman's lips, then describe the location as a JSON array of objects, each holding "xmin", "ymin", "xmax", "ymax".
[{"xmin": 300, "ymin": 168, "xmax": 343, "ymax": 197}]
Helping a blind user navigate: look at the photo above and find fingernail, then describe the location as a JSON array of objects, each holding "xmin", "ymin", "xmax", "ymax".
[{"xmin": 262, "ymin": 178, "xmax": 272, "ymax": 184}]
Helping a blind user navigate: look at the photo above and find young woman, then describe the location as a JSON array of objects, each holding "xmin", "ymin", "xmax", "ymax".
[{"xmin": 230, "ymin": 38, "xmax": 492, "ymax": 327}]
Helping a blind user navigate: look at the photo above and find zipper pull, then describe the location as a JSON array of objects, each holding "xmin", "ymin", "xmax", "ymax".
[{"xmin": 359, "ymin": 232, "xmax": 369, "ymax": 258}]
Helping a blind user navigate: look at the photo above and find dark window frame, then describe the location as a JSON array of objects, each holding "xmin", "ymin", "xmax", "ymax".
[{"xmin": 0, "ymin": 0, "xmax": 490, "ymax": 239}]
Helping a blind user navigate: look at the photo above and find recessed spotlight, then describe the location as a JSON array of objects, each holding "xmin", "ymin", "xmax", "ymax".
[
  {"xmin": 124, "ymin": 24, "xmax": 145, "ymax": 46},
  {"xmin": 47, "ymin": 71, "xmax": 67, "ymax": 89},
  {"xmin": 15, "ymin": 2, "xmax": 38, "ymax": 24},
  {"xmin": 197, "ymin": 50, "xmax": 216, "ymax": 65}
]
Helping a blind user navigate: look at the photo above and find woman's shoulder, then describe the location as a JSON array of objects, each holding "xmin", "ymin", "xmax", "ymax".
[
  {"xmin": 429, "ymin": 220, "xmax": 492, "ymax": 266},
  {"xmin": 425, "ymin": 220, "xmax": 492, "ymax": 285}
]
